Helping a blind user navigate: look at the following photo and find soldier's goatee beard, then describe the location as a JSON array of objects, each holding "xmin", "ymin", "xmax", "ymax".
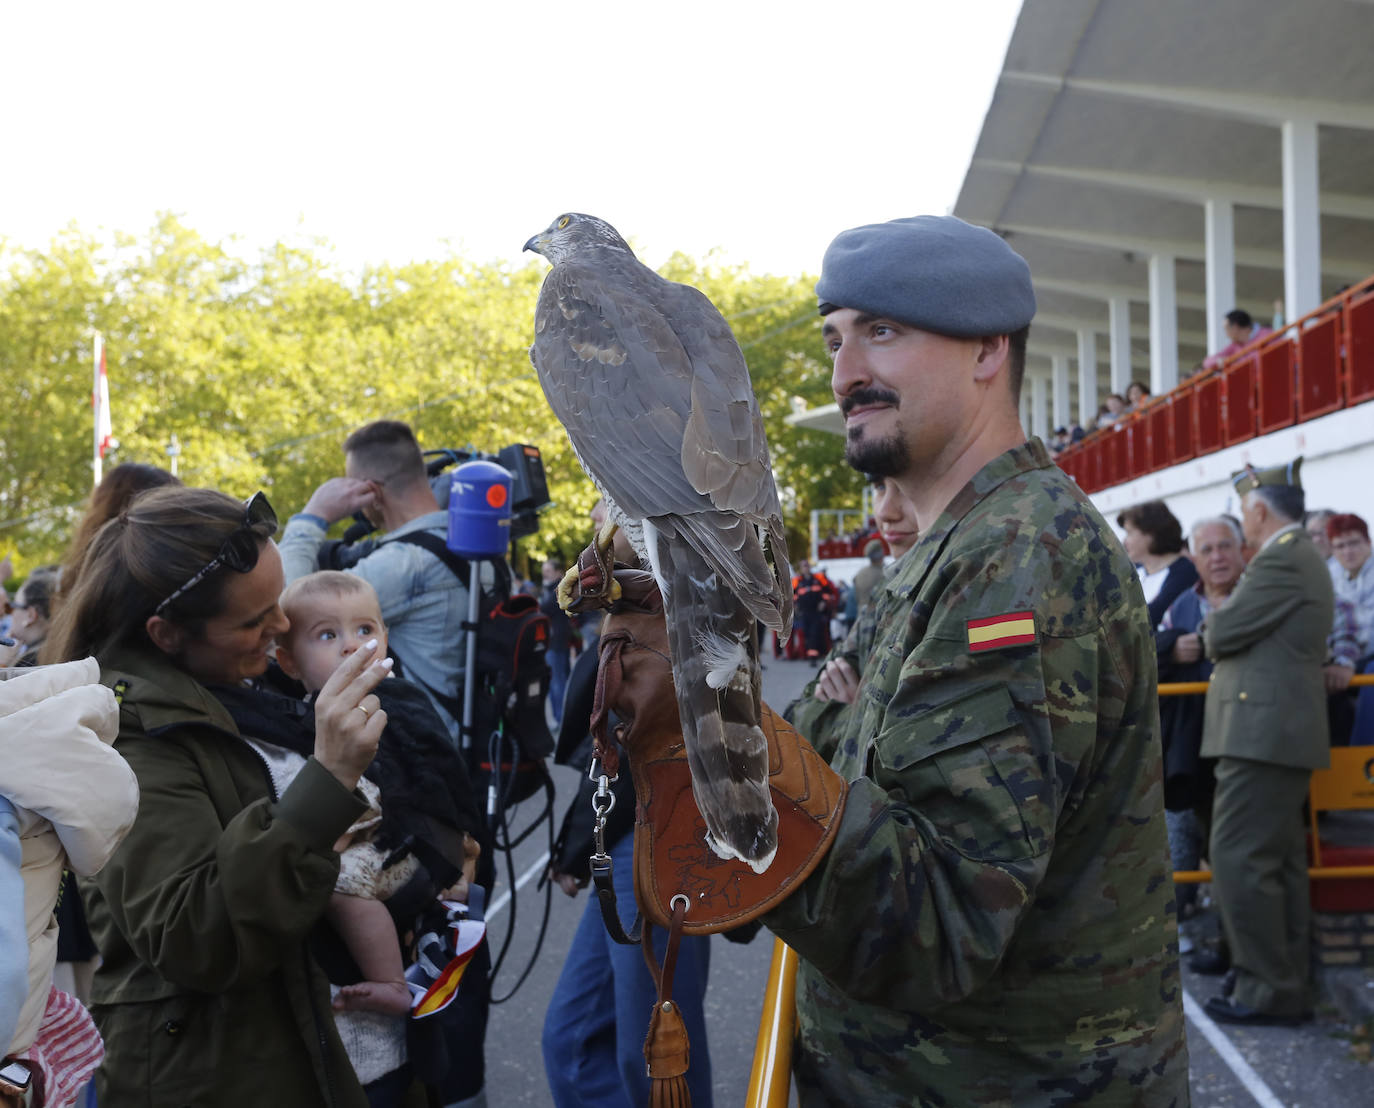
[{"xmin": 845, "ymin": 429, "xmax": 910, "ymax": 479}]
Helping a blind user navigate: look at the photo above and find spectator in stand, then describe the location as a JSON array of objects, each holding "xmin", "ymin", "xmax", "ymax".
[
  {"xmin": 1097, "ymin": 394, "xmax": 1126, "ymax": 428},
  {"xmin": 1124, "ymin": 381, "xmax": 1151, "ymax": 412},
  {"xmin": 791, "ymin": 560, "xmax": 835, "ymax": 664},
  {"xmin": 1193, "ymin": 460, "xmax": 1331, "ymax": 1025},
  {"xmin": 1117, "ymin": 500, "xmax": 1199, "ymax": 628},
  {"xmin": 1326, "ymin": 592, "xmax": 1363, "ymax": 745},
  {"xmin": 539, "ymin": 558, "xmax": 574, "ymax": 720},
  {"xmin": 1327, "ymin": 513, "xmax": 1374, "ymax": 745},
  {"xmin": 1202, "ymin": 309, "xmax": 1274, "ymax": 370},
  {"xmin": 1305, "ymin": 508, "xmax": 1338, "ymax": 572},
  {"xmin": 1049, "ymin": 427, "xmax": 1071, "ymax": 454},
  {"xmin": 1155, "ymin": 516, "xmax": 1245, "ymax": 929},
  {"xmin": 5, "ymin": 565, "xmax": 59, "ymax": 666}
]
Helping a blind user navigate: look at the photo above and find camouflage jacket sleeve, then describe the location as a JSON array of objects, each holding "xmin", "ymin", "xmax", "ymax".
[
  {"xmin": 784, "ymin": 619, "xmax": 865, "ymax": 761},
  {"xmin": 785, "ymin": 580, "xmax": 900, "ymax": 761},
  {"xmin": 766, "ymin": 526, "xmax": 1148, "ymax": 1011}
]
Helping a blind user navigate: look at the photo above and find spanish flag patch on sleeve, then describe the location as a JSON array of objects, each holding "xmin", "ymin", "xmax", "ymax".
[{"xmin": 967, "ymin": 611, "xmax": 1036, "ymax": 653}]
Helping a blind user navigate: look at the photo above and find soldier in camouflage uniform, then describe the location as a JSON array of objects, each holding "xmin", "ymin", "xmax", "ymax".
[
  {"xmin": 789, "ymin": 474, "xmax": 919, "ymax": 762},
  {"xmin": 762, "ymin": 216, "xmax": 1188, "ymax": 1105}
]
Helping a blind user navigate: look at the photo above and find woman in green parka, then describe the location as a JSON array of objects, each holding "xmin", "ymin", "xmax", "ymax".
[{"xmin": 45, "ymin": 486, "xmax": 392, "ymax": 1107}]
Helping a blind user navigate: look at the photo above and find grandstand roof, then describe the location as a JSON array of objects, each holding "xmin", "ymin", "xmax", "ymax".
[
  {"xmin": 789, "ymin": 0, "xmax": 1374, "ymax": 434},
  {"xmin": 954, "ymin": 0, "xmax": 1374, "ymax": 375}
]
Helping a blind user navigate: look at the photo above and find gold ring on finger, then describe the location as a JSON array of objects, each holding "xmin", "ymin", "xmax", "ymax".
[{"xmin": 354, "ymin": 705, "xmax": 371, "ymax": 718}]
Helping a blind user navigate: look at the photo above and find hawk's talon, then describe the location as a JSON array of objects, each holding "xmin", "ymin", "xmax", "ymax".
[
  {"xmin": 556, "ymin": 566, "xmax": 580, "ymax": 612},
  {"xmin": 558, "ymin": 521, "xmax": 623, "ymax": 611}
]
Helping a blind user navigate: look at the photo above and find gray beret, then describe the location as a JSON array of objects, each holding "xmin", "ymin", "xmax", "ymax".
[{"xmin": 815, "ymin": 215, "xmax": 1036, "ymax": 338}]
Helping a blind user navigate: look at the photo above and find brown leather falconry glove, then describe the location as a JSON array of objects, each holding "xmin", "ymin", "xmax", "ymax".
[{"xmin": 568, "ymin": 542, "xmax": 847, "ymax": 936}]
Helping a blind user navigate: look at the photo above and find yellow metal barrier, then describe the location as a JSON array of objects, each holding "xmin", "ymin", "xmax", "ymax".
[
  {"xmin": 1161, "ymin": 674, "xmax": 1374, "ymax": 884},
  {"xmin": 746, "ymin": 939, "xmax": 798, "ymax": 1108},
  {"xmin": 745, "ymin": 675, "xmax": 1374, "ymax": 1104}
]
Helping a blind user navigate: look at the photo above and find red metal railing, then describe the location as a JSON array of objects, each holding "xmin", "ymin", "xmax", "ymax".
[{"xmin": 1057, "ymin": 274, "xmax": 1374, "ymax": 493}]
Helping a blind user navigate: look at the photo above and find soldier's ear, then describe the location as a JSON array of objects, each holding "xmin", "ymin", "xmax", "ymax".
[{"xmin": 972, "ymin": 335, "xmax": 1009, "ymax": 383}]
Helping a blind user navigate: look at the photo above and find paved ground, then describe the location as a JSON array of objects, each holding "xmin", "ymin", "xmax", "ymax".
[{"xmin": 480, "ymin": 655, "xmax": 1374, "ymax": 1107}]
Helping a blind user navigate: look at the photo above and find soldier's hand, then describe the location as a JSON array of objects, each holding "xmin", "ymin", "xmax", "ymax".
[
  {"xmin": 816, "ymin": 658, "xmax": 860, "ymax": 704},
  {"xmin": 1172, "ymin": 633, "xmax": 1202, "ymax": 665},
  {"xmin": 1324, "ymin": 663, "xmax": 1355, "ymax": 693}
]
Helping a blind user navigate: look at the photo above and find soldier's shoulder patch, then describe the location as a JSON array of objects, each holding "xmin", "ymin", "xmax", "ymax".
[
  {"xmin": 967, "ymin": 610, "xmax": 1036, "ymax": 653},
  {"xmin": 1278, "ymin": 531, "xmax": 1295, "ymax": 544}
]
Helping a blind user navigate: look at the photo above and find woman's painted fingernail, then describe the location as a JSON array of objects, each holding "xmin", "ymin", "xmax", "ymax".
[
  {"xmin": 364, "ymin": 638, "xmax": 378, "ymax": 651},
  {"xmin": 378, "ymin": 657, "xmax": 395, "ymax": 670}
]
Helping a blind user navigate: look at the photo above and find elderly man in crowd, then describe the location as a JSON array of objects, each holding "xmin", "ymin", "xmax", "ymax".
[
  {"xmin": 1197, "ymin": 459, "xmax": 1332, "ymax": 1024},
  {"xmin": 1327, "ymin": 513, "xmax": 1374, "ymax": 744},
  {"xmin": 1156, "ymin": 516, "xmax": 1246, "ymax": 929}
]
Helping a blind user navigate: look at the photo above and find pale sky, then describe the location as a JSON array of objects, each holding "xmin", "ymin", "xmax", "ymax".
[{"xmin": 1, "ymin": 0, "xmax": 1021, "ymax": 276}]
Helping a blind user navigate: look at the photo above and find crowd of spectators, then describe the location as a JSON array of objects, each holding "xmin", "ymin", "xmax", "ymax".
[
  {"xmin": 1118, "ymin": 469, "xmax": 1372, "ymax": 1026},
  {"xmin": 0, "ymin": 433, "xmax": 507, "ymax": 1107}
]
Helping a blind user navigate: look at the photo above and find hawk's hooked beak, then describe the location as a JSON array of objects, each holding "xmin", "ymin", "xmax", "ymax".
[{"xmin": 524, "ymin": 231, "xmax": 549, "ymax": 256}]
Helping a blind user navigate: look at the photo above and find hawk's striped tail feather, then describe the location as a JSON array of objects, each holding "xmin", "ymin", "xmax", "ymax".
[{"xmin": 655, "ymin": 528, "xmax": 779, "ymax": 872}]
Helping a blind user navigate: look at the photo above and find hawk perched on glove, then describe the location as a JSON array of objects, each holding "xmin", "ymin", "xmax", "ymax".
[{"xmin": 525, "ymin": 212, "xmax": 792, "ymax": 872}]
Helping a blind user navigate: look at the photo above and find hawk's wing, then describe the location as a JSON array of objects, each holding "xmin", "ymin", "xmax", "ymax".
[{"xmin": 532, "ymin": 255, "xmax": 790, "ymax": 627}]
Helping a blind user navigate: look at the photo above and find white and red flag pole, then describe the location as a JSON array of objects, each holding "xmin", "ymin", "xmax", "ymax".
[{"xmin": 92, "ymin": 332, "xmax": 112, "ymax": 487}]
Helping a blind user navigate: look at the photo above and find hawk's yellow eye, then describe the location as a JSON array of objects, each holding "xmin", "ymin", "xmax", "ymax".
[{"xmin": 557, "ymin": 216, "xmax": 570, "ymax": 230}]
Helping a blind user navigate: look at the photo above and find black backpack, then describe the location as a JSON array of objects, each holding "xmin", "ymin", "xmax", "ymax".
[{"xmin": 390, "ymin": 531, "xmax": 554, "ymax": 806}]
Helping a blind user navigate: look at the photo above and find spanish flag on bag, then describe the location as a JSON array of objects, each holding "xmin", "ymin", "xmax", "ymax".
[{"xmin": 407, "ymin": 896, "xmax": 487, "ymax": 1019}]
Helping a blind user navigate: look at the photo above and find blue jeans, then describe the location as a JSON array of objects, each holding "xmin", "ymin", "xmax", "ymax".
[
  {"xmin": 541, "ymin": 832, "xmax": 713, "ymax": 1108},
  {"xmin": 548, "ymin": 649, "xmax": 571, "ymax": 720},
  {"xmin": 1351, "ymin": 658, "xmax": 1374, "ymax": 745}
]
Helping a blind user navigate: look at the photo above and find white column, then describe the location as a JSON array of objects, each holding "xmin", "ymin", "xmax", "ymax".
[
  {"xmin": 1282, "ymin": 118, "xmax": 1322, "ymax": 321},
  {"xmin": 1030, "ymin": 372, "xmax": 1049, "ymax": 441},
  {"xmin": 1108, "ymin": 297, "xmax": 1133, "ymax": 397},
  {"xmin": 1077, "ymin": 329, "xmax": 1098, "ymax": 427},
  {"xmin": 1204, "ymin": 198, "xmax": 1236, "ymax": 354},
  {"xmin": 1148, "ymin": 253, "xmax": 1179, "ymax": 395},
  {"xmin": 1051, "ymin": 354, "xmax": 1070, "ymax": 430}
]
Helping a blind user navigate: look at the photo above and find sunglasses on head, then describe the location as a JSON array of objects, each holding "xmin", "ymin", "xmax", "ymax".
[{"xmin": 155, "ymin": 492, "xmax": 278, "ymax": 616}]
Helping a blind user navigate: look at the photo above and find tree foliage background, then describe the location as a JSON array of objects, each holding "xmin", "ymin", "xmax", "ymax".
[{"xmin": 1, "ymin": 216, "xmax": 862, "ymax": 583}]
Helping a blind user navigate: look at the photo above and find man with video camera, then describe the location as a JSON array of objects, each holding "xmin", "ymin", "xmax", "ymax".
[{"xmin": 281, "ymin": 419, "xmax": 478, "ymax": 743}]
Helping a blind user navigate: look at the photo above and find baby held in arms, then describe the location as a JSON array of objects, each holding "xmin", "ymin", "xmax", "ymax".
[{"xmin": 276, "ymin": 572, "xmax": 415, "ymax": 1016}]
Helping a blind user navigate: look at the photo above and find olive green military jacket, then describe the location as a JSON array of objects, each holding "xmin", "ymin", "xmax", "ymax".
[
  {"xmin": 83, "ymin": 646, "xmax": 370, "ymax": 1108},
  {"xmin": 766, "ymin": 440, "xmax": 1188, "ymax": 1107},
  {"xmin": 1200, "ymin": 525, "xmax": 1333, "ymax": 769}
]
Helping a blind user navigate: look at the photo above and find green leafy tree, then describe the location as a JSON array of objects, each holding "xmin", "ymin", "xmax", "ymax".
[{"xmin": 1, "ymin": 219, "xmax": 854, "ymax": 578}]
